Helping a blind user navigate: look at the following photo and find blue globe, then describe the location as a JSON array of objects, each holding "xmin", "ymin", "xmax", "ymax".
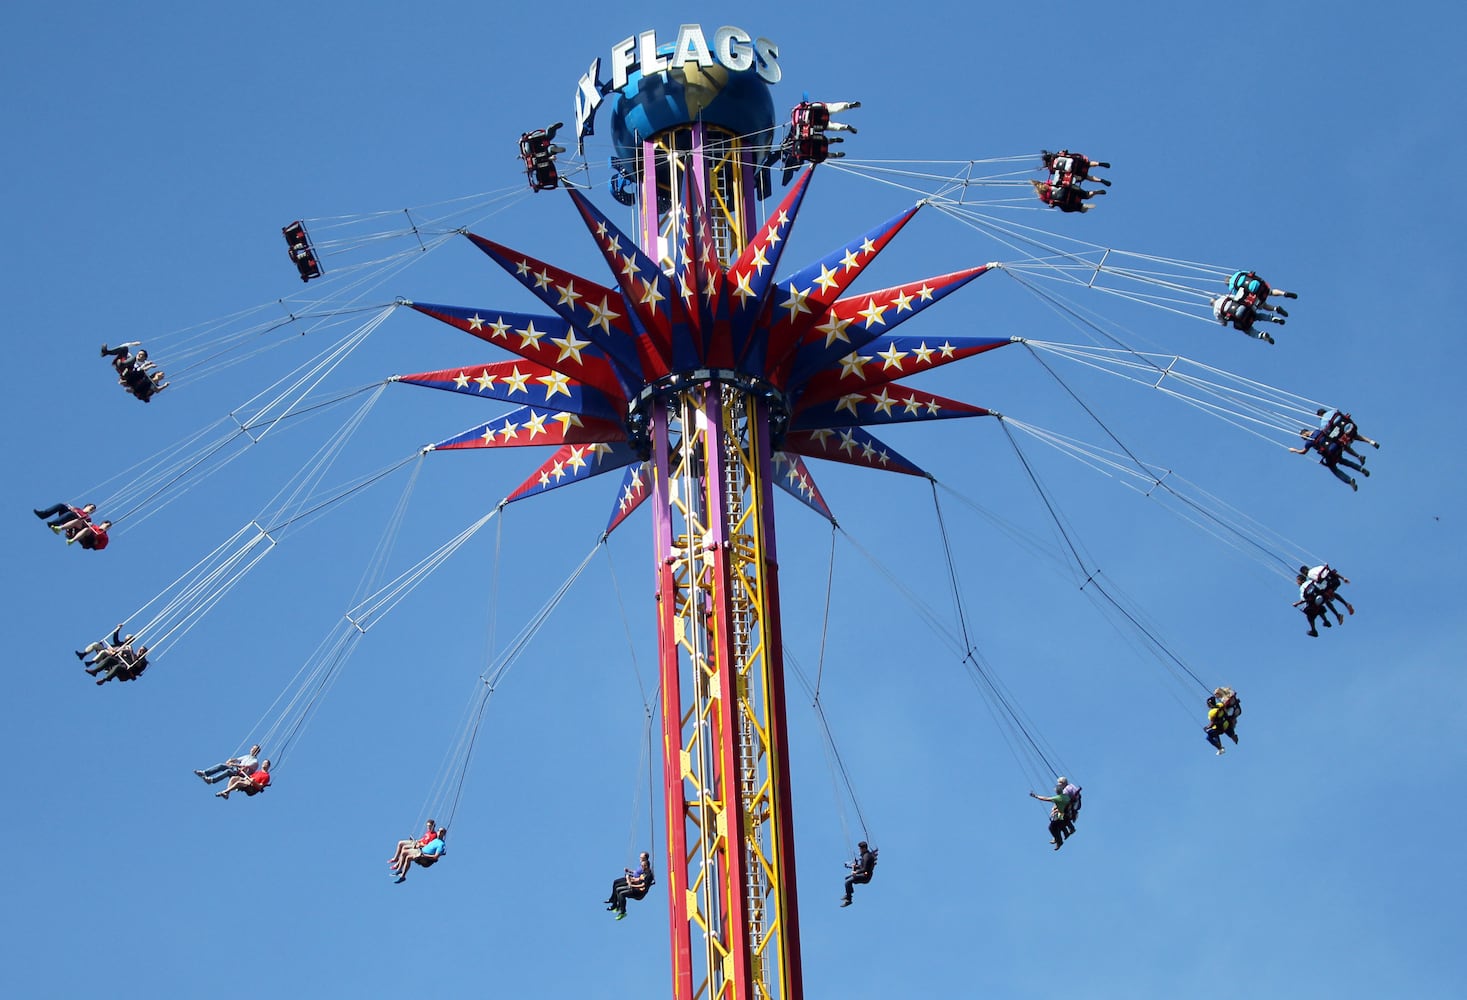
[{"xmin": 608, "ymin": 59, "xmax": 776, "ymax": 177}]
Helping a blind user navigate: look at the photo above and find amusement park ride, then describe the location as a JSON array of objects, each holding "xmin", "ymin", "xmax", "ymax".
[
  {"xmin": 60, "ymin": 21, "xmax": 1359, "ymax": 1000},
  {"xmin": 395, "ymin": 26, "xmax": 1005, "ymax": 999}
]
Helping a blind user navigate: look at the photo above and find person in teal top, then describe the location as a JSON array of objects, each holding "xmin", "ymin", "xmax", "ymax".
[{"xmin": 393, "ymin": 827, "xmax": 447, "ymax": 884}]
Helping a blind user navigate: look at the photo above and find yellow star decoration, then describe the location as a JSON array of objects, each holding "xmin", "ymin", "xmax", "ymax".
[
  {"xmin": 515, "ymin": 259, "xmax": 531, "ymax": 277},
  {"xmin": 869, "ymin": 388, "xmax": 897, "ymax": 416},
  {"xmin": 524, "ymin": 410, "xmax": 549, "ymax": 438},
  {"xmin": 538, "ymin": 371, "xmax": 571, "ymax": 400},
  {"xmin": 452, "ymin": 371, "xmax": 469, "ymax": 389},
  {"xmin": 620, "ymin": 254, "xmax": 639, "ymax": 278},
  {"xmin": 550, "ymin": 460, "xmax": 566, "ymax": 482},
  {"xmin": 475, "ymin": 370, "xmax": 496, "ymax": 392},
  {"xmin": 586, "ymin": 442, "xmax": 613, "ymax": 463},
  {"xmin": 638, "ymin": 278, "xmax": 665, "ymax": 307},
  {"xmin": 839, "ymin": 248, "xmax": 861, "ymax": 272},
  {"xmin": 480, "ymin": 425, "xmax": 495, "ymax": 444},
  {"xmin": 517, "ymin": 322, "xmax": 547, "ymax": 349},
  {"xmin": 565, "ymin": 446, "xmax": 588, "ymax": 473},
  {"xmin": 497, "ymin": 418, "xmax": 521, "ymax": 441},
  {"xmin": 924, "ymin": 398, "xmax": 943, "ymax": 416},
  {"xmin": 487, "ymin": 317, "xmax": 511, "ymax": 340},
  {"xmin": 533, "ymin": 268, "xmax": 553, "ymax": 289},
  {"xmin": 835, "ymin": 393, "xmax": 864, "ymax": 416},
  {"xmin": 551, "ymin": 412, "xmax": 584, "ymax": 432},
  {"xmin": 503, "ymin": 366, "xmax": 531, "ymax": 394},
  {"xmin": 605, "ymin": 235, "xmax": 621, "ymax": 255},
  {"xmin": 733, "ymin": 270, "xmax": 757, "ymax": 305},
  {"xmin": 938, "ymin": 341, "xmax": 956, "ymax": 358},
  {"xmin": 817, "ymin": 313, "xmax": 853, "ymax": 347},
  {"xmin": 537, "ymin": 470, "xmax": 551, "ymax": 487},
  {"xmin": 555, "ymin": 280, "xmax": 582, "ymax": 308},
  {"xmin": 552, "ymin": 329, "xmax": 592, "ymax": 363},
  {"xmin": 837, "ymin": 430, "xmax": 859, "ymax": 455},
  {"xmin": 856, "ymin": 298, "xmax": 889, "ymax": 328},
  {"xmin": 891, "ymin": 289, "xmax": 915, "ymax": 313},
  {"xmin": 780, "ymin": 283, "xmax": 812, "ymax": 320},
  {"xmin": 916, "ymin": 283, "xmax": 935, "ymax": 302},
  {"xmin": 860, "ymin": 441, "xmax": 878, "ymax": 460},
  {"xmin": 911, "ymin": 341, "xmax": 935, "ymax": 365},
  {"xmin": 808, "ymin": 428, "xmax": 835, "ymax": 446},
  {"xmin": 749, "ymin": 245, "xmax": 771, "ymax": 275},
  {"xmin": 877, "ymin": 344, "xmax": 909, "ymax": 370},
  {"xmin": 838, "ymin": 351, "xmax": 872, "ymax": 380},
  {"xmin": 860, "ymin": 238, "xmax": 877, "ymax": 255},
  {"xmin": 813, "ymin": 264, "xmax": 840, "ymax": 293},
  {"xmin": 593, "ymin": 221, "xmax": 608, "ymax": 238},
  {"xmin": 901, "ymin": 394, "xmax": 923, "ymax": 415},
  {"xmin": 467, "ymin": 314, "xmax": 485, "ymax": 331}
]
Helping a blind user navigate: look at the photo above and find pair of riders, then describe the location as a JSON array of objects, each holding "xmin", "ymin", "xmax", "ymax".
[
  {"xmin": 1032, "ymin": 149, "xmax": 1110, "ymax": 213},
  {"xmin": 35, "ymin": 502, "xmax": 111, "ymax": 551},
  {"xmin": 1205, "ymin": 687, "xmax": 1243, "ymax": 754},
  {"xmin": 521, "ymin": 122, "xmax": 568, "ymax": 192},
  {"xmin": 390, "ymin": 820, "xmax": 447, "ymax": 883},
  {"xmin": 780, "ymin": 100, "xmax": 860, "ymax": 183},
  {"xmin": 102, "ymin": 342, "xmax": 168, "ymax": 401},
  {"xmin": 1294, "ymin": 564, "xmax": 1353, "ymax": 636},
  {"xmin": 76, "ymin": 626, "xmax": 148, "ymax": 684},
  {"xmin": 1030, "ymin": 778, "xmax": 1082, "ymax": 850},
  {"xmin": 1211, "ymin": 270, "xmax": 1296, "ymax": 344}
]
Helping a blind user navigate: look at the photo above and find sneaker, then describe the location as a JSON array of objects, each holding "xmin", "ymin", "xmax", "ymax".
[
  {"xmin": 1216, "ymin": 748, "xmax": 1226, "ymax": 756},
  {"xmin": 1350, "ymin": 479, "xmax": 1358, "ymax": 492},
  {"xmin": 1099, "ymin": 178, "xmax": 1112, "ymax": 186},
  {"xmin": 194, "ymin": 769, "xmax": 207, "ymax": 779},
  {"xmin": 1053, "ymin": 841, "xmax": 1062, "ymax": 851},
  {"xmin": 614, "ymin": 912, "xmax": 625, "ymax": 920},
  {"xmin": 1284, "ymin": 291, "xmax": 1298, "ymax": 299},
  {"xmin": 1308, "ymin": 629, "xmax": 1319, "ymax": 637},
  {"xmin": 215, "ymin": 791, "xmax": 228, "ymax": 798},
  {"xmin": 1322, "ymin": 618, "xmax": 1333, "ymax": 628},
  {"xmin": 50, "ymin": 524, "xmax": 63, "ymax": 534},
  {"xmin": 1262, "ymin": 333, "xmax": 1275, "ymax": 345},
  {"xmin": 839, "ymin": 899, "xmax": 852, "ymax": 907},
  {"xmin": 394, "ymin": 874, "xmax": 407, "ymax": 884},
  {"xmin": 1336, "ymin": 615, "xmax": 1345, "ymax": 625},
  {"xmin": 1361, "ymin": 468, "xmax": 1370, "ymax": 478},
  {"xmin": 1372, "ymin": 441, "xmax": 1380, "ymax": 449},
  {"xmin": 100, "ymin": 344, "xmax": 109, "ymax": 357},
  {"xmin": 1274, "ymin": 306, "xmax": 1288, "ymax": 318},
  {"xmin": 1097, "ymin": 161, "xmax": 1111, "ymax": 168}
]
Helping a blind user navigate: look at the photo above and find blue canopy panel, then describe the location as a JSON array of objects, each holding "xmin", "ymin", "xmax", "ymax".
[
  {"xmin": 791, "ymin": 387, "xmax": 992, "ymax": 431},
  {"xmin": 394, "ymin": 361, "xmax": 624, "ymax": 423},
  {"xmin": 795, "ymin": 334, "xmax": 1014, "ymax": 409},
  {"xmin": 604, "ymin": 462, "xmax": 653, "ymax": 537},
  {"xmin": 771, "ymin": 451, "xmax": 833, "ymax": 521},
  {"xmin": 462, "ymin": 234, "xmax": 650, "ymax": 383},
  {"xmin": 406, "ymin": 302, "xmax": 631, "ymax": 403},
  {"xmin": 781, "ymin": 266, "xmax": 993, "ymax": 389},
  {"xmin": 503, "ymin": 441, "xmax": 641, "ymax": 506},
  {"xmin": 567, "ymin": 190, "xmax": 674, "ymax": 374},
  {"xmin": 755, "ymin": 203, "xmax": 922, "ymax": 384},
  {"xmin": 783, "ymin": 426, "xmax": 928, "ymax": 478},
  {"xmin": 429, "ymin": 406, "xmax": 627, "ymax": 452}
]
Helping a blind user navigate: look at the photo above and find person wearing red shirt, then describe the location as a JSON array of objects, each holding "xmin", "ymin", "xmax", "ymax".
[
  {"xmin": 217, "ymin": 760, "xmax": 271, "ymax": 799},
  {"xmin": 65, "ymin": 520, "xmax": 112, "ymax": 551},
  {"xmin": 388, "ymin": 820, "xmax": 438, "ymax": 870}
]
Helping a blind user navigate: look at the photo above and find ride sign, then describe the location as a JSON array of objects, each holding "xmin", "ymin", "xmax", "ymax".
[{"xmin": 574, "ymin": 24, "xmax": 781, "ymax": 149}]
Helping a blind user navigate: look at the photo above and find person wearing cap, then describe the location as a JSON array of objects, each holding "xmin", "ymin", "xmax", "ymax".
[
  {"xmin": 840, "ymin": 842, "xmax": 877, "ymax": 907},
  {"xmin": 195, "ymin": 746, "xmax": 263, "ymax": 785},
  {"xmin": 1029, "ymin": 784, "xmax": 1072, "ymax": 850}
]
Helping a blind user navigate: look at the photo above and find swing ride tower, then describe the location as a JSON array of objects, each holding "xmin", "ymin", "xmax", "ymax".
[
  {"xmin": 633, "ymin": 126, "xmax": 804, "ymax": 1000},
  {"xmin": 402, "ymin": 22, "xmax": 1002, "ymax": 996}
]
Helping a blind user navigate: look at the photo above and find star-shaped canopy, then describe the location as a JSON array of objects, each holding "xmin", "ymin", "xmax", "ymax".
[{"xmin": 397, "ymin": 168, "xmax": 1014, "ymax": 527}]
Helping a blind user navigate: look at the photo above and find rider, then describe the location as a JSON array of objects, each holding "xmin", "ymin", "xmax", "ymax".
[
  {"xmin": 1212, "ymin": 294, "xmax": 1284, "ymax": 344},
  {"xmin": 520, "ymin": 122, "xmax": 567, "ymax": 192},
  {"xmin": 1029, "ymin": 784, "xmax": 1072, "ymax": 850},
  {"xmin": 607, "ymin": 851, "xmax": 654, "ymax": 918},
  {"xmin": 840, "ymin": 841, "xmax": 878, "ymax": 907}
]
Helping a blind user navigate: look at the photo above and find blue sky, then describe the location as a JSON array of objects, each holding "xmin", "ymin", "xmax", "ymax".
[{"xmin": 4, "ymin": 3, "xmax": 1465, "ymax": 997}]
